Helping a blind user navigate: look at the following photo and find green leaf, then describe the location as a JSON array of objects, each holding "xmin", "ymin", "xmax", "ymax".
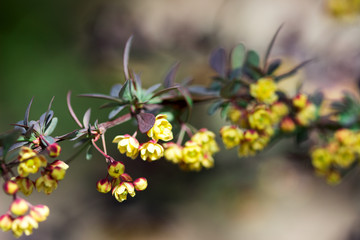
[
  {"xmin": 208, "ymin": 100, "xmax": 223, "ymax": 115},
  {"xmin": 118, "ymin": 79, "xmax": 133, "ymax": 101},
  {"xmin": 78, "ymin": 94, "xmax": 124, "ymax": 104},
  {"xmin": 231, "ymin": 43, "xmax": 246, "ymax": 70},
  {"xmin": 0, "ymin": 130, "xmax": 21, "ymax": 159},
  {"xmin": 245, "ymin": 50, "xmax": 260, "ymax": 67},
  {"xmin": 220, "ymin": 81, "xmax": 241, "ymax": 98},
  {"xmin": 221, "ymin": 102, "xmax": 230, "ymax": 119},
  {"xmin": 44, "ymin": 117, "xmax": 58, "ymax": 136}
]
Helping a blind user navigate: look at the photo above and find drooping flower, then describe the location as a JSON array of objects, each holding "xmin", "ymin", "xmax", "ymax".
[
  {"xmin": 220, "ymin": 126, "xmax": 243, "ymax": 149},
  {"xmin": 10, "ymin": 198, "xmax": 29, "ymax": 216},
  {"xmin": 11, "ymin": 215, "xmax": 38, "ymax": 238},
  {"xmin": 139, "ymin": 140, "xmax": 164, "ymax": 161},
  {"xmin": 107, "ymin": 161, "xmax": 125, "ymax": 178},
  {"xmin": 147, "ymin": 114, "xmax": 173, "ymax": 141},
  {"xmin": 164, "ymin": 142, "xmax": 183, "ymax": 164},
  {"xmin": 191, "ymin": 129, "xmax": 219, "ymax": 155},
  {"xmin": 96, "ymin": 179, "xmax": 112, "ymax": 193},
  {"xmin": 311, "ymin": 148, "xmax": 332, "ymax": 171},
  {"xmin": 133, "ymin": 178, "xmax": 148, "ymax": 191},
  {"xmin": 35, "ymin": 175, "xmax": 58, "ymax": 195},
  {"xmin": 15, "ymin": 177, "xmax": 34, "ymax": 196},
  {"xmin": 112, "ymin": 182, "xmax": 135, "ymax": 202},
  {"xmin": 182, "ymin": 141, "xmax": 203, "ymax": 164},
  {"xmin": 30, "ymin": 205, "xmax": 50, "ymax": 222},
  {"xmin": 112, "ymin": 134, "xmax": 140, "ymax": 159}
]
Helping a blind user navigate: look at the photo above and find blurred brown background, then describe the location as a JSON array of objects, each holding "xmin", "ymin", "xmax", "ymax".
[{"xmin": 2, "ymin": 0, "xmax": 360, "ymax": 239}]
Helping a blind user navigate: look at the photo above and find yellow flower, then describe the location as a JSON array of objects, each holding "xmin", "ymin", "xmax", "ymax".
[
  {"xmin": 164, "ymin": 142, "xmax": 183, "ymax": 164},
  {"xmin": 311, "ymin": 148, "xmax": 332, "ymax": 171},
  {"xmin": 295, "ymin": 103, "xmax": 317, "ymax": 126},
  {"xmin": 326, "ymin": 171, "xmax": 341, "ymax": 185},
  {"xmin": 270, "ymin": 102, "xmax": 289, "ymax": 123},
  {"xmin": 147, "ymin": 114, "xmax": 173, "ymax": 141},
  {"xmin": 243, "ymin": 130, "xmax": 259, "ymax": 142},
  {"xmin": 139, "ymin": 140, "xmax": 164, "ymax": 161},
  {"xmin": 182, "ymin": 141, "xmax": 203, "ymax": 164},
  {"xmin": 35, "ymin": 175, "xmax": 58, "ymax": 195},
  {"xmin": 47, "ymin": 143, "xmax": 61, "ymax": 158},
  {"xmin": 333, "ymin": 146, "xmax": 355, "ymax": 168},
  {"xmin": 3, "ymin": 180, "xmax": 18, "ymax": 195},
  {"xmin": 248, "ymin": 106, "xmax": 273, "ymax": 131},
  {"xmin": 227, "ymin": 107, "xmax": 242, "ymax": 125},
  {"xmin": 15, "ymin": 177, "xmax": 34, "ymax": 196},
  {"xmin": 238, "ymin": 142, "xmax": 256, "ymax": 157},
  {"xmin": 334, "ymin": 129, "xmax": 356, "ymax": 146},
  {"xmin": 30, "ymin": 205, "xmax": 50, "ymax": 222},
  {"xmin": 251, "ymin": 135, "xmax": 270, "ymax": 151},
  {"xmin": 250, "ymin": 77, "xmax": 278, "ymax": 104},
  {"xmin": 280, "ymin": 117, "xmax": 296, "ymax": 132},
  {"xmin": 11, "ymin": 215, "xmax": 38, "ymax": 238},
  {"xmin": 191, "ymin": 128, "xmax": 219, "ymax": 155},
  {"xmin": 113, "ymin": 134, "xmax": 139, "ymax": 159},
  {"xmin": 220, "ymin": 126, "xmax": 243, "ymax": 149},
  {"xmin": 10, "ymin": 198, "xmax": 29, "ymax": 216},
  {"xmin": 201, "ymin": 154, "xmax": 214, "ymax": 169},
  {"xmin": 112, "ymin": 182, "xmax": 135, "ymax": 202},
  {"xmin": 0, "ymin": 214, "xmax": 12, "ymax": 232}
]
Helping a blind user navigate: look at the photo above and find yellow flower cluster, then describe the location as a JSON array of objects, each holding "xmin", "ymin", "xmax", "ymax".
[
  {"xmin": 223, "ymin": 102, "xmax": 290, "ymax": 157},
  {"xmin": 164, "ymin": 129, "xmax": 219, "ymax": 171},
  {"xmin": 0, "ymin": 198, "xmax": 49, "ymax": 238},
  {"xmin": 96, "ymin": 163, "xmax": 148, "ymax": 203},
  {"xmin": 250, "ymin": 77, "xmax": 278, "ymax": 105},
  {"xmin": 35, "ymin": 160, "xmax": 69, "ymax": 195},
  {"xmin": 113, "ymin": 114, "xmax": 173, "ymax": 162},
  {"xmin": 311, "ymin": 129, "xmax": 360, "ymax": 184}
]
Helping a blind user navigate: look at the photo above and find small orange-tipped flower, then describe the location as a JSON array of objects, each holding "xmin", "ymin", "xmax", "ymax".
[
  {"xmin": 11, "ymin": 215, "xmax": 38, "ymax": 237},
  {"xmin": 10, "ymin": 198, "xmax": 29, "ymax": 216},
  {"xmin": 107, "ymin": 161, "xmax": 125, "ymax": 178},
  {"xmin": 3, "ymin": 180, "xmax": 18, "ymax": 195},
  {"xmin": 15, "ymin": 177, "xmax": 34, "ymax": 196},
  {"xmin": 35, "ymin": 175, "xmax": 58, "ymax": 195},
  {"xmin": 0, "ymin": 214, "xmax": 13, "ymax": 232},
  {"xmin": 133, "ymin": 178, "xmax": 148, "ymax": 191},
  {"xmin": 112, "ymin": 134, "xmax": 140, "ymax": 159},
  {"xmin": 47, "ymin": 143, "xmax": 61, "ymax": 158},
  {"xmin": 96, "ymin": 179, "xmax": 112, "ymax": 193},
  {"xmin": 139, "ymin": 140, "xmax": 164, "ymax": 161},
  {"xmin": 112, "ymin": 182, "xmax": 136, "ymax": 202},
  {"xmin": 280, "ymin": 117, "xmax": 296, "ymax": 132},
  {"xmin": 295, "ymin": 103, "xmax": 317, "ymax": 126},
  {"xmin": 30, "ymin": 205, "xmax": 50, "ymax": 222},
  {"xmin": 293, "ymin": 93, "xmax": 308, "ymax": 109}
]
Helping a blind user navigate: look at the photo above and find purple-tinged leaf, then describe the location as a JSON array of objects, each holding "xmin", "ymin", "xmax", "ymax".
[
  {"xmin": 67, "ymin": 91, "xmax": 83, "ymax": 128},
  {"xmin": 210, "ymin": 48, "xmax": 226, "ymax": 77},
  {"xmin": 29, "ymin": 120, "xmax": 41, "ymax": 133},
  {"xmin": 177, "ymin": 86, "xmax": 193, "ymax": 122},
  {"xmin": 267, "ymin": 59, "xmax": 282, "ymax": 75},
  {"xmin": 264, "ymin": 24, "xmax": 284, "ymax": 70},
  {"xmin": 83, "ymin": 108, "xmax": 91, "ymax": 130},
  {"xmin": 100, "ymin": 102, "xmax": 122, "ymax": 109},
  {"xmin": 110, "ymin": 84, "xmax": 123, "ymax": 97},
  {"xmin": 44, "ymin": 96, "xmax": 55, "ymax": 126},
  {"xmin": 44, "ymin": 117, "xmax": 58, "ymax": 136},
  {"xmin": 14, "ymin": 121, "xmax": 26, "ymax": 134},
  {"xmin": 56, "ymin": 130, "xmax": 79, "ymax": 141},
  {"xmin": 123, "ymin": 35, "xmax": 134, "ymax": 80},
  {"xmin": 164, "ymin": 62, "xmax": 180, "ymax": 88},
  {"xmin": 181, "ymin": 77, "xmax": 193, "ymax": 86},
  {"xmin": 136, "ymin": 112, "xmax": 155, "ymax": 133},
  {"xmin": 24, "ymin": 124, "xmax": 34, "ymax": 139},
  {"xmin": 78, "ymin": 93, "xmax": 124, "ymax": 104},
  {"xmin": 24, "ymin": 97, "xmax": 34, "ymax": 126}
]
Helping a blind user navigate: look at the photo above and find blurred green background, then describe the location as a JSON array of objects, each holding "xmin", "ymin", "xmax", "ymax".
[{"xmin": 2, "ymin": 0, "xmax": 360, "ymax": 239}]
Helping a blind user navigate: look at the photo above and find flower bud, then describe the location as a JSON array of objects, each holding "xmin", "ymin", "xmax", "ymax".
[
  {"xmin": 120, "ymin": 173, "xmax": 133, "ymax": 182},
  {"xmin": 30, "ymin": 205, "xmax": 50, "ymax": 222},
  {"xmin": 133, "ymin": 178, "xmax": 148, "ymax": 191},
  {"xmin": 47, "ymin": 143, "xmax": 61, "ymax": 158},
  {"xmin": 96, "ymin": 179, "xmax": 112, "ymax": 193},
  {"xmin": 107, "ymin": 161, "xmax": 125, "ymax": 178},
  {"xmin": 0, "ymin": 214, "xmax": 13, "ymax": 232},
  {"xmin": 3, "ymin": 180, "xmax": 18, "ymax": 195},
  {"xmin": 293, "ymin": 93, "xmax": 308, "ymax": 109},
  {"xmin": 10, "ymin": 198, "xmax": 29, "ymax": 216},
  {"xmin": 50, "ymin": 166, "xmax": 66, "ymax": 180},
  {"xmin": 280, "ymin": 117, "xmax": 296, "ymax": 132},
  {"xmin": 50, "ymin": 160, "xmax": 69, "ymax": 170}
]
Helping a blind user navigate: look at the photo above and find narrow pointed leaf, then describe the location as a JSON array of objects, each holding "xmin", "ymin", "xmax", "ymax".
[
  {"xmin": 110, "ymin": 84, "xmax": 123, "ymax": 97},
  {"xmin": 83, "ymin": 108, "xmax": 91, "ymax": 130},
  {"xmin": 267, "ymin": 59, "xmax": 282, "ymax": 75},
  {"xmin": 264, "ymin": 24, "xmax": 284, "ymax": 70},
  {"xmin": 24, "ymin": 97, "xmax": 34, "ymax": 126},
  {"xmin": 164, "ymin": 62, "xmax": 180, "ymax": 88},
  {"xmin": 145, "ymin": 83, "xmax": 162, "ymax": 95},
  {"xmin": 123, "ymin": 35, "xmax": 133, "ymax": 80},
  {"xmin": 44, "ymin": 117, "xmax": 58, "ymax": 136},
  {"xmin": 78, "ymin": 93, "xmax": 124, "ymax": 104},
  {"xmin": 208, "ymin": 100, "xmax": 223, "ymax": 115},
  {"xmin": 108, "ymin": 105, "xmax": 126, "ymax": 119},
  {"xmin": 67, "ymin": 91, "xmax": 83, "ymax": 128},
  {"xmin": 275, "ymin": 59, "xmax": 314, "ymax": 82}
]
